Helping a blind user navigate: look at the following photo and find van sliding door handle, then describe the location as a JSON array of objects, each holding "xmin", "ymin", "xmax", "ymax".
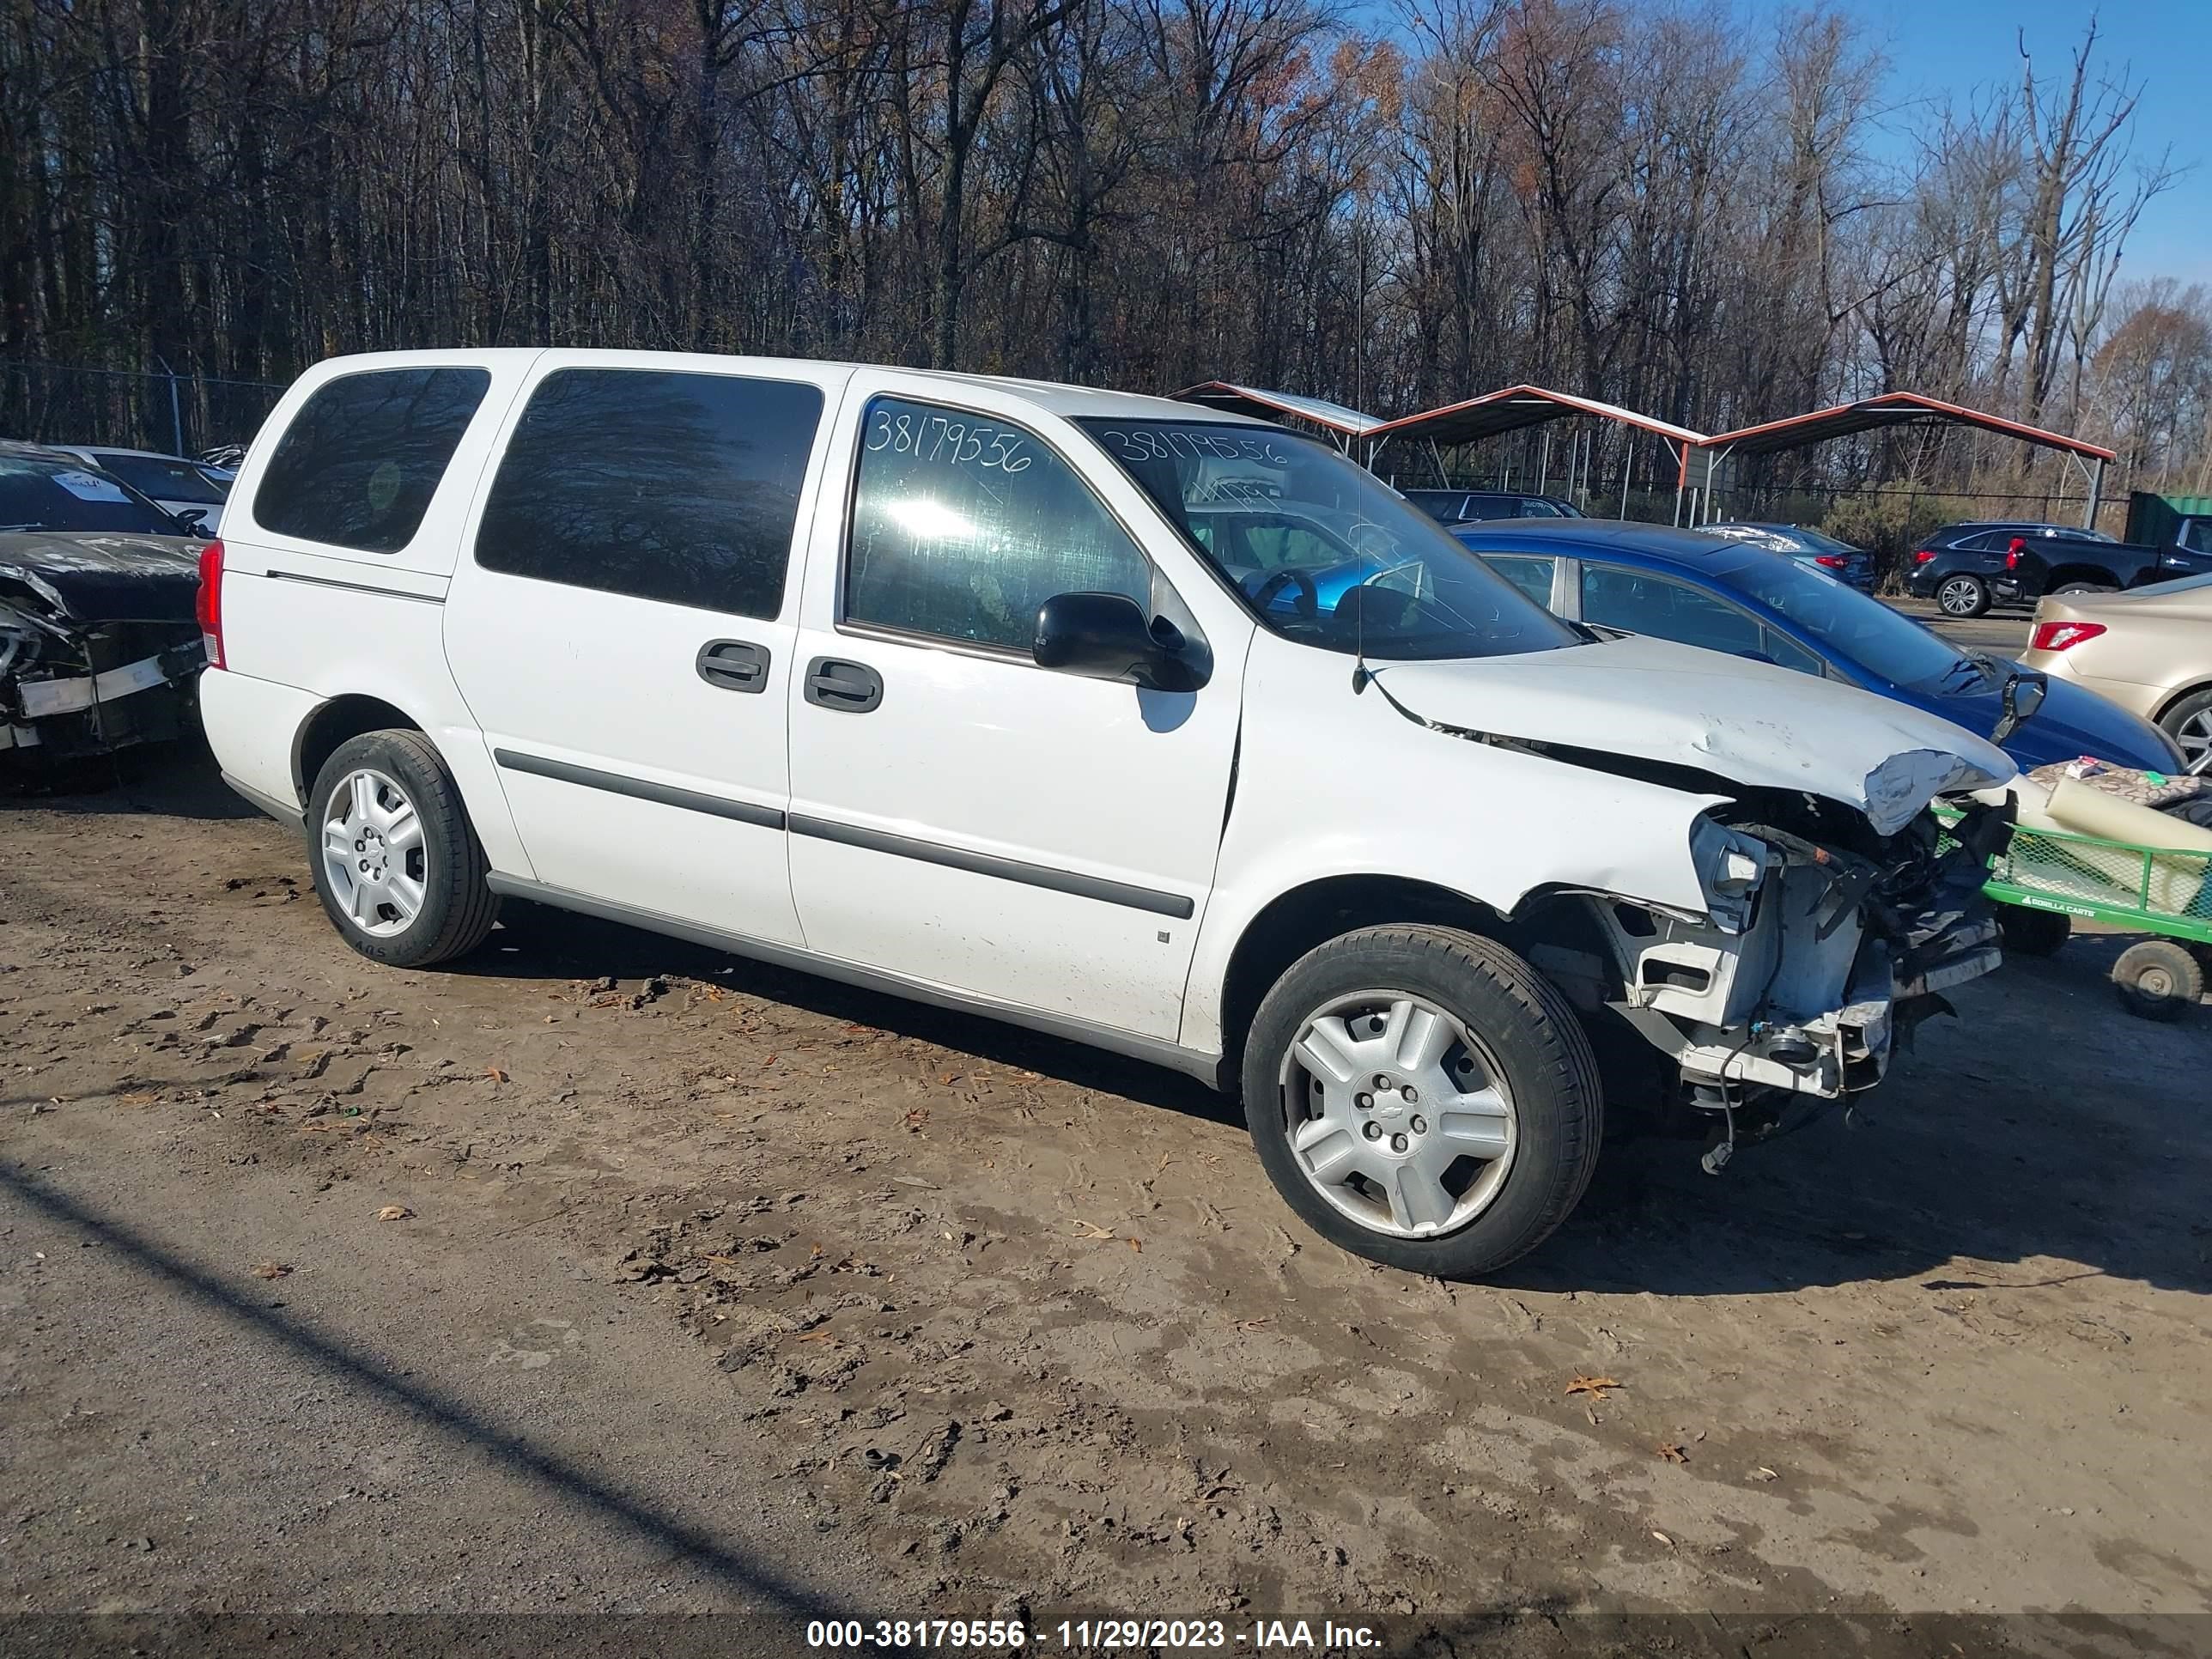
[
  {"xmin": 696, "ymin": 639, "xmax": 769, "ymax": 693},
  {"xmin": 803, "ymin": 657, "xmax": 883, "ymax": 713}
]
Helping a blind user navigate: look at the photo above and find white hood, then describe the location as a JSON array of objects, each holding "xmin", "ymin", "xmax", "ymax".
[{"xmin": 1375, "ymin": 634, "xmax": 2015, "ymax": 836}]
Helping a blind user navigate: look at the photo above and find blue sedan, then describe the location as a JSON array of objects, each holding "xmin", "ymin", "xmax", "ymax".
[{"xmin": 1431, "ymin": 521, "xmax": 2184, "ymax": 773}]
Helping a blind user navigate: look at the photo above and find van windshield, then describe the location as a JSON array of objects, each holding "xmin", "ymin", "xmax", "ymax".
[{"xmin": 1077, "ymin": 419, "xmax": 1581, "ymax": 661}]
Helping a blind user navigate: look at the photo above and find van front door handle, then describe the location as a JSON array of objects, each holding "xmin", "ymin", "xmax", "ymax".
[{"xmin": 803, "ymin": 656, "xmax": 884, "ymax": 714}]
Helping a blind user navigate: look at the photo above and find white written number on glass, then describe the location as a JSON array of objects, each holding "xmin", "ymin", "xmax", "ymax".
[{"xmin": 866, "ymin": 408, "xmax": 1032, "ymax": 472}]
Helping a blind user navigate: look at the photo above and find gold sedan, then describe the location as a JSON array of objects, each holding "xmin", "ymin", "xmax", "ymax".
[{"xmin": 2021, "ymin": 574, "xmax": 2212, "ymax": 770}]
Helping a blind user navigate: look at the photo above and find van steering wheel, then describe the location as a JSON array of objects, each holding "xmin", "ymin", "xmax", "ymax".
[{"xmin": 1249, "ymin": 567, "xmax": 1321, "ymax": 618}]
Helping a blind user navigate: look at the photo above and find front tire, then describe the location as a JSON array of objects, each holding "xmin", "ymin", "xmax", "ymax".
[
  {"xmin": 307, "ymin": 729, "xmax": 499, "ymax": 968},
  {"xmin": 1242, "ymin": 927, "xmax": 1602, "ymax": 1278},
  {"xmin": 1936, "ymin": 574, "xmax": 1990, "ymax": 618}
]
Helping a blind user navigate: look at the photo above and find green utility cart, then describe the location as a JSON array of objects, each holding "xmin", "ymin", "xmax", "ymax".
[{"xmin": 1938, "ymin": 804, "xmax": 2212, "ymax": 1019}]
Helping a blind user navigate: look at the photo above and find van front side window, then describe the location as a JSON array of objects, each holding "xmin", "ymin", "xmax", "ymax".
[{"xmin": 844, "ymin": 397, "xmax": 1152, "ymax": 651}]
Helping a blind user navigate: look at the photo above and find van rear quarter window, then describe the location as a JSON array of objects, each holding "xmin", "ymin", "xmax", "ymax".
[
  {"xmin": 474, "ymin": 368, "xmax": 823, "ymax": 617},
  {"xmin": 255, "ymin": 367, "xmax": 491, "ymax": 553}
]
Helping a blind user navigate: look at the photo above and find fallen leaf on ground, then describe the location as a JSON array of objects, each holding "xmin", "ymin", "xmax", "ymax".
[
  {"xmin": 1651, "ymin": 1530, "xmax": 1674, "ymax": 1547},
  {"xmin": 903, "ymin": 1109, "xmax": 930, "ymax": 1133},
  {"xmin": 375, "ymin": 1205, "xmax": 413, "ymax": 1222},
  {"xmin": 1753, "ymin": 1467, "xmax": 1779, "ymax": 1481},
  {"xmin": 486, "ymin": 1067, "xmax": 509, "ymax": 1084},
  {"xmin": 252, "ymin": 1261, "xmax": 291, "ymax": 1280},
  {"xmin": 1565, "ymin": 1375, "xmax": 1621, "ymax": 1401},
  {"xmin": 1070, "ymin": 1220, "xmax": 1115, "ymax": 1240},
  {"xmin": 1127, "ymin": 1237, "xmax": 1141, "ymax": 1252},
  {"xmin": 1657, "ymin": 1442, "xmax": 1689, "ymax": 1464}
]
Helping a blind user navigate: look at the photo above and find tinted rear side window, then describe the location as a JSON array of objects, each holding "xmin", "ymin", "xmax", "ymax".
[
  {"xmin": 475, "ymin": 369, "xmax": 823, "ymax": 617},
  {"xmin": 256, "ymin": 367, "xmax": 491, "ymax": 553}
]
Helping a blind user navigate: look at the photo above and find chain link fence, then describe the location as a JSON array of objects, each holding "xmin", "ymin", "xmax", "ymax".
[{"xmin": 1, "ymin": 357, "xmax": 286, "ymax": 459}]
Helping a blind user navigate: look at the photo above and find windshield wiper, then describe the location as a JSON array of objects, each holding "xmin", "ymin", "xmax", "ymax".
[{"xmin": 1937, "ymin": 655, "xmax": 1990, "ymax": 689}]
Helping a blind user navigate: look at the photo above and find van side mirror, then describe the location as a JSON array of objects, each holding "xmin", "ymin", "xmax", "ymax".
[{"xmin": 1033, "ymin": 592, "xmax": 1209, "ymax": 692}]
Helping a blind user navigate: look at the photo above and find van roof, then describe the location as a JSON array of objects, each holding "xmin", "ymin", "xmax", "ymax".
[{"xmin": 302, "ymin": 348, "xmax": 1263, "ymax": 429}]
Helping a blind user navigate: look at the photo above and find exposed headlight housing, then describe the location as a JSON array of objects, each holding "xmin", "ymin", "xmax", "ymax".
[{"xmin": 1689, "ymin": 816, "xmax": 1771, "ymax": 934}]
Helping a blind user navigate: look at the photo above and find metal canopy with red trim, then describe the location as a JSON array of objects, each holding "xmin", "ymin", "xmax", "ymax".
[
  {"xmin": 1365, "ymin": 384, "xmax": 1708, "ymax": 450},
  {"xmin": 1168, "ymin": 381, "xmax": 1388, "ymax": 439},
  {"xmin": 1701, "ymin": 391, "xmax": 2117, "ymax": 463}
]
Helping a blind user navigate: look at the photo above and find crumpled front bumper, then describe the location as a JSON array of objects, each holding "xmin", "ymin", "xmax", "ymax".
[
  {"xmin": 1, "ymin": 635, "xmax": 204, "ymax": 758},
  {"xmin": 1605, "ymin": 800, "xmax": 2012, "ymax": 1103}
]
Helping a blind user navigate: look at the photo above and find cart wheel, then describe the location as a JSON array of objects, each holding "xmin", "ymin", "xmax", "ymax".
[
  {"xmin": 1997, "ymin": 905, "xmax": 2071, "ymax": 958},
  {"xmin": 2111, "ymin": 939, "xmax": 2204, "ymax": 1021}
]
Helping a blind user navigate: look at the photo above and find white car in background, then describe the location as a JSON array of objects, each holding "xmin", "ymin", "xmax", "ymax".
[{"xmin": 46, "ymin": 445, "xmax": 233, "ymax": 533}]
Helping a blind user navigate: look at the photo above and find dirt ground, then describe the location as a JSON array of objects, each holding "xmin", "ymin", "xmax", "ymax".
[{"xmin": 4, "ymin": 744, "xmax": 2211, "ymax": 1656}]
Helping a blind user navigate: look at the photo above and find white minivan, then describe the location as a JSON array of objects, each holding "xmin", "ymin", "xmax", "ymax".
[{"xmin": 197, "ymin": 349, "xmax": 2018, "ymax": 1276}]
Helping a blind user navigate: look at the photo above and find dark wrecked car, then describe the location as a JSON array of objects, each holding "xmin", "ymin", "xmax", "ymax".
[{"xmin": 1, "ymin": 442, "xmax": 209, "ymax": 765}]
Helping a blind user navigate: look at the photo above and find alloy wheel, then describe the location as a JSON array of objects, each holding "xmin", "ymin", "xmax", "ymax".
[
  {"xmin": 2177, "ymin": 709, "xmax": 2211, "ymax": 769},
  {"xmin": 1937, "ymin": 576, "xmax": 1983, "ymax": 616},
  {"xmin": 320, "ymin": 768, "xmax": 428, "ymax": 937}
]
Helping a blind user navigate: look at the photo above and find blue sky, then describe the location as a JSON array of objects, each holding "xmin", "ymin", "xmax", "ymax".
[{"xmin": 1848, "ymin": 0, "xmax": 2211, "ymax": 285}]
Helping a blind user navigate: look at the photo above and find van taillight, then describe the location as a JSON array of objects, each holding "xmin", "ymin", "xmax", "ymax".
[
  {"xmin": 196, "ymin": 539, "xmax": 225, "ymax": 669},
  {"xmin": 2029, "ymin": 620, "xmax": 2106, "ymax": 653}
]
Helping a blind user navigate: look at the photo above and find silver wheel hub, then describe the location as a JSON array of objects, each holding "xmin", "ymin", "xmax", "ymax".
[
  {"xmin": 1279, "ymin": 992, "xmax": 1517, "ymax": 1240},
  {"xmin": 321, "ymin": 768, "xmax": 428, "ymax": 938},
  {"xmin": 2178, "ymin": 711, "xmax": 2210, "ymax": 765}
]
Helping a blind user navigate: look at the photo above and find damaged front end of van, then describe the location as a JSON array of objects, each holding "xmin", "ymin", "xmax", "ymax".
[{"xmin": 1369, "ymin": 636, "xmax": 2020, "ymax": 1155}]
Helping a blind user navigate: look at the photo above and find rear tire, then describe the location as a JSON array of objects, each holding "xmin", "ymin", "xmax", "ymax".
[
  {"xmin": 1997, "ymin": 903, "xmax": 2072, "ymax": 958},
  {"xmin": 2157, "ymin": 689, "xmax": 2212, "ymax": 774},
  {"xmin": 2112, "ymin": 939, "xmax": 2203, "ymax": 1021},
  {"xmin": 307, "ymin": 729, "xmax": 498, "ymax": 968},
  {"xmin": 1241, "ymin": 926, "xmax": 1602, "ymax": 1278},
  {"xmin": 1935, "ymin": 574, "xmax": 1990, "ymax": 618}
]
